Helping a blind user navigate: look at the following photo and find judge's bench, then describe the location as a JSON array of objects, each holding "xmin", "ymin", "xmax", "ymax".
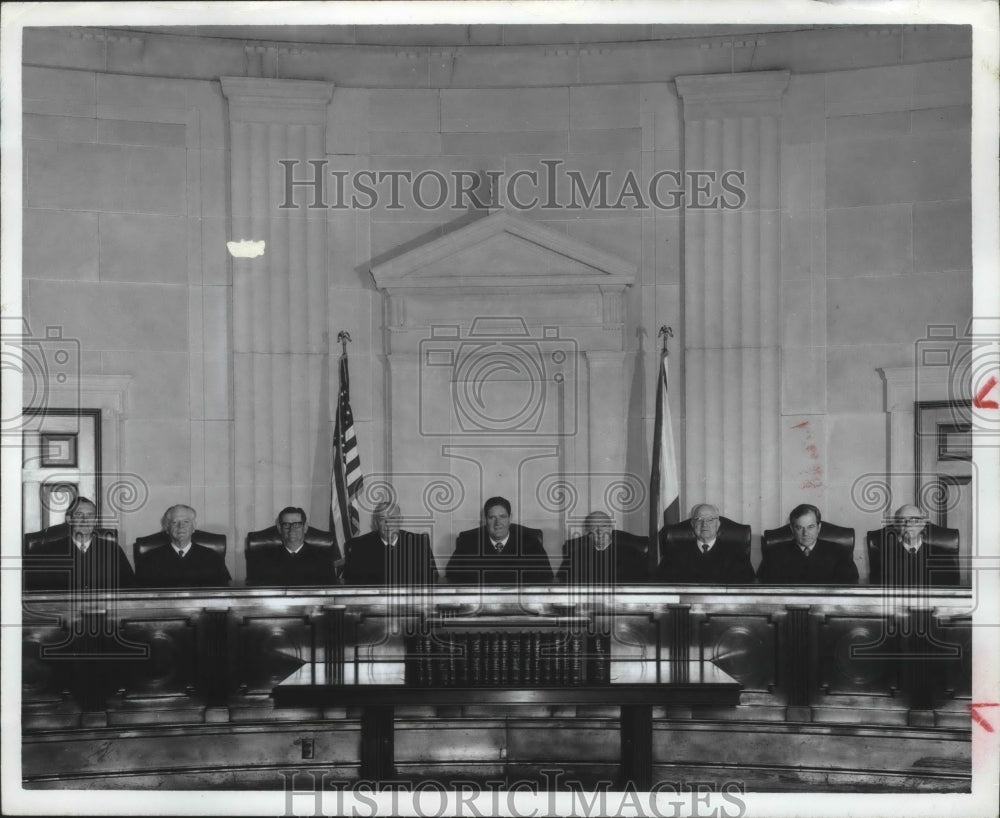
[{"xmin": 21, "ymin": 583, "xmax": 972, "ymax": 792}]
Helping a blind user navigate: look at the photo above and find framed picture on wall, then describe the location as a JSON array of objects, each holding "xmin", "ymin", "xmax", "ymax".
[{"xmin": 39, "ymin": 433, "xmax": 77, "ymax": 467}]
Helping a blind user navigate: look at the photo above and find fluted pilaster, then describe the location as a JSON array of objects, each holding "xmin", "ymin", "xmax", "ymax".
[
  {"xmin": 586, "ymin": 351, "xmax": 630, "ymax": 513},
  {"xmin": 222, "ymin": 78, "xmax": 335, "ymax": 542},
  {"xmin": 676, "ymin": 71, "xmax": 788, "ymax": 537}
]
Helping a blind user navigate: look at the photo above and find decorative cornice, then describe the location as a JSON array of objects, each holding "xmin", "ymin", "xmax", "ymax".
[
  {"xmin": 220, "ymin": 77, "xmax": 334, "ymax": 124},
  {"xmin": 675, "ymin": 70, "xmax": 790, "ymax": 119},
  {"xmin": 878, "ymin": 365, "xmax": 967, "ymax": 413},
  {"xmin": 47, "ymin": 374, "xmax": 132, "ymax": 416}
]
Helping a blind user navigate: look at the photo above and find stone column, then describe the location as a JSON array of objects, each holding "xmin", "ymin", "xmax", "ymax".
[
  {"xmin": 221, "ymin": 78, "xmax": 334, "ymax": 546},
  {"xmin": 675, "ymin": 71, "xmax": 789, "ymax": 535}
]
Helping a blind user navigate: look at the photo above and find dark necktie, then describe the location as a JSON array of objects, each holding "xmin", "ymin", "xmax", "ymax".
[
  {"xmin": 701, "ymin": 544, "xmax": 710, "ymax": 554},
  {"xmin": 493, "ymin": 541, "xmax": 504, "ymax": 553}
]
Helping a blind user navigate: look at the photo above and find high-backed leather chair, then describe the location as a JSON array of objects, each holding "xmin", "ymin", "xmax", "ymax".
[
  {"xmin": 24, "ymin": 522, "xmax": 118, "ymax": 553},
  {"xmin": 617, "ymin": 531, "xmax": 650, "ymax": 559},
  {"xmin": 659, "ymin": 516, "xmax": 751, "ymax": 562},
  {"xmin": 245, "ymin": 526, "xmax": 339, "ymax": 568},
  {"xmin": 133, "ymin": 529, "xmax": 227, "ymax": 563},
  {"xmin": 245, "ymin": 525, "xmax": 338, "ymax": 553},
  {"xmin": 866, "ymin": 522, "xmax": 959, "ymax": 585},
  {"xmin": 761, "ymin": 520, "xmax": 855, "ymax": 557}
]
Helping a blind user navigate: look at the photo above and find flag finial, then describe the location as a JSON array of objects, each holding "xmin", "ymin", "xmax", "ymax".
[
  {"xmin": 658, "ymin": 325, "xmax": 674, "ymax": 354},
  {"xmin": 337, "ymin": 330, "xmax": 352, "ymax": 354}
]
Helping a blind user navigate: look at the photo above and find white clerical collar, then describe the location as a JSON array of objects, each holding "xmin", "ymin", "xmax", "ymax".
[
  {"xmin": 382, "ymin": 535, "xmax": 398, "ymax": 548},
  {"xmin": 173, "ymin": 542, "xmax": 192, "ymax": 558},
  {"xmin": 697, "ymin": 538, "xmax": 717, "ymax": 552},
  {"xmin": 284, "ymin": 544, "xmax": 304, "ymax": 555}
]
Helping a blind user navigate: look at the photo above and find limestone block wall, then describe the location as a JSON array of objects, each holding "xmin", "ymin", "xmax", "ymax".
[
  {"xmin": 778, "ymin": 58, "xmax": 972, "ymax": 577},
  {"xmin": 22, "ymin": 65, "xmax": 234, "ymax": 565},
  {"xmin": 20, "ymin": 26, "xmax": 973, "ymax": 581}
]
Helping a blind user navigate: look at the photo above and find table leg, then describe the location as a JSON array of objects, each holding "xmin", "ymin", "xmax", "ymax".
[
  {"xmin": 620, "ymin": 704, "xmax": 653, "ymax": 790},
  {"xmin": 360, "ymin": 705, "xmax": 395, "ymax": 782}
]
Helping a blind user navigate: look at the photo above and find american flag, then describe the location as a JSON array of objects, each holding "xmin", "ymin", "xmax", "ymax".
[{"xmin": 332, "ymin": 346, "xmax": 363, "ymax": 550}]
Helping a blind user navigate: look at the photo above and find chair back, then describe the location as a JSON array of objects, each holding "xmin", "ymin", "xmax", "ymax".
[
  {"xmin": 24, "ymin": 523, "xmax": 118, "ymax": 553},
  {"xmin": 133, "ymin": 530, "xmax": 227, "ymax": 562},
  {"xmin": 660, "ymin": 516, "xmax": 751, "ymax": 561},
  {"xmin": 866, "ymin": 522, "xmax": 959, "ymax": 581},
  {"xmin": 762, "ymin": 520, "xmax": 855, "ymax": 556},
  {"xmin": 615, "ymin": 530, "xmax": 650, "ymax": 559},
  {"xmin": 245, "ymin": 525, "xmax": 338, "ymax": 556}
]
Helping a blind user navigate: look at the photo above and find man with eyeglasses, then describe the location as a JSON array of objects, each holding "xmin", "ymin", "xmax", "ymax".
[
  {"xmin": 868, "ymin": 504, "xmax": 960, "ymax": 588},
  {"xmin": 656, "ymin": 503, "xmax": 755, "ymax": 584},
  {"xmin": 135, "ymin": 504, "xmax": 231, "ymax": 588},
  {"xmin": 246, "ymin": 506, "xmax": 338, "ymax": 587}
]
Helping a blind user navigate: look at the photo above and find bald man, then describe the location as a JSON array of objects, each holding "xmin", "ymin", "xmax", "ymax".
[
  {"xmin": 868, "ymin": 504, "xmax": 960, "ymax": 587},
  {"xmin": 656, "ymin": 504, "xmax": 755, "ymax": 584},
  {"xmin": 558, "ymin": 511, "xmax": 649, "ymax": 585}
]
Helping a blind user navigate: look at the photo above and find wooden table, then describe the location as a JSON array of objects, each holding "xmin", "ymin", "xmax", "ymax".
[{"xmin": 273, "ymin": 662, "xmax": 741, "ymax": 789}]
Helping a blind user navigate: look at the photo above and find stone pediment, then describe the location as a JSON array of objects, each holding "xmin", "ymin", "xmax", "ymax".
[{"xmin": 370, "ymin": 209, "xmax": 636, "ymax": 289}]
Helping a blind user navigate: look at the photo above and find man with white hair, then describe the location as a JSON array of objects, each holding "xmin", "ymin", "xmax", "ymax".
[
  {"xmin": 657, "ymin": 503, "xmax": 755, "ymax": 584},
  {"xmin": 344, "ymin": 500, "xmax": 438, "ymax": 585},
  {"xmin": 134, "ymin": 504, "xmax": 230, "ymax": 588},
  {"xmin": 868, "ymin": 504, "xmax": 961, "ymax": 587}
]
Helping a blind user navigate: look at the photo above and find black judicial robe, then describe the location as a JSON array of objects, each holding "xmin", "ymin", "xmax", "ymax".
[
  {"xmin": 657, "ymin": 539, "xmax": 755, "ymax": 584},
  {"xmin": 869, "ymin": 528, "xmax": 961, "ymax": 588},
  {"xmin": 756, "ymin": 539, "xmax": 859, "ymax": 585},
  {"xmin": 23, "ymin": 534, "xmax": 135, "ymax": 593},
  {"xmin": 445, "ymin": 524, "xmax": 553, "ymax": 585},
  {"xmin": 135, "ymin": 543, "xmax": 231, "ymax": 588},
  {"xmin": 558, "ymin": 531, "xmax": 649, "ymax": 585},
  {"xmin": 246, "ymin": 544, "xmax": 338, "ymax": 587},
  {"xmin": 343, "ymin": 530, "xmax": 437, "ymax": 586}
]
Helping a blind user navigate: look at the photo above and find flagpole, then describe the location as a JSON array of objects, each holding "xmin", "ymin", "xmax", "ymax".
[{"xmin": 649, "ymin": 325, "xmax": 676, "ymax": 577}]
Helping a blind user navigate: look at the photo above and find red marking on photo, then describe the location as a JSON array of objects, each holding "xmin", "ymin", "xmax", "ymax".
[
  {"xmin": 792, "ymin": 421, "xmax": 809, "ymax": 429},
  {"xmin": 973, "ymin": 375, "xmax": 998, "ymax": 409},
  {"xmin": 969, "ymin": 702, "xmax": 999, "ymax": 732},
  {"xmin": 806, "ymin": 444, "xmax": 819, "ymax": 460}
]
